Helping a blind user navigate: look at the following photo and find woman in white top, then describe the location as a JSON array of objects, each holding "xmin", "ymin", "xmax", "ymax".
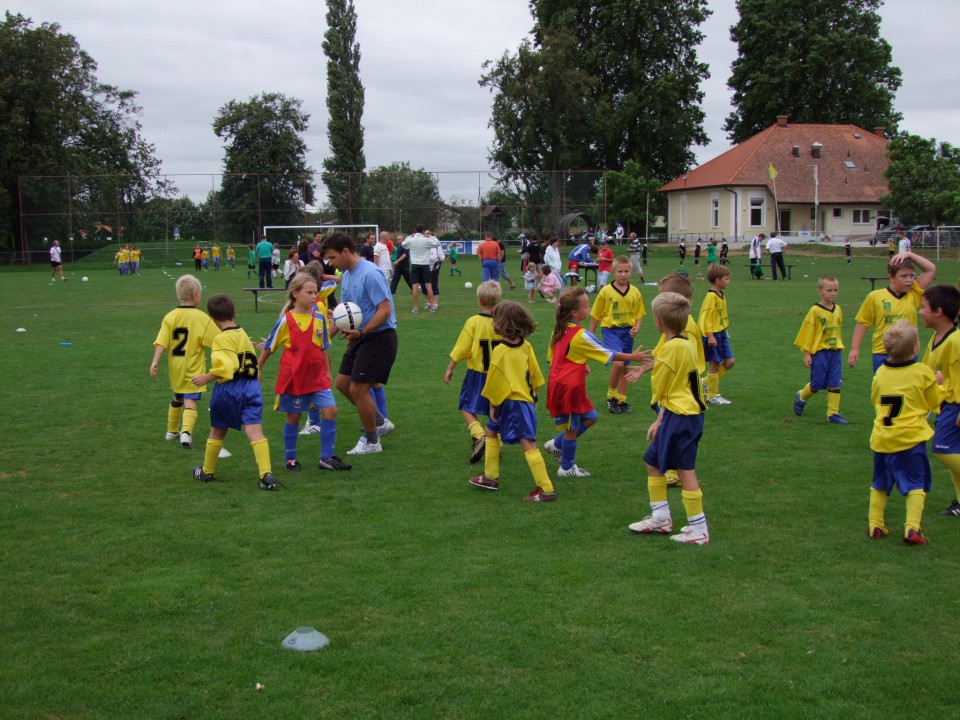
[{"xmin": 544, "ymin": 237, "xmax": 562, "ymax": 276}]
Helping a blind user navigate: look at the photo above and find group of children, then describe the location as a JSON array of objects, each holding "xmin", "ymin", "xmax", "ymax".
[
  {"xmin": 192, "ymin": 244, "xmax": 236, "ymax": 272},
  {"xmin": 113, "ymin": 246, "xmax": 143, "ymax": 275}
]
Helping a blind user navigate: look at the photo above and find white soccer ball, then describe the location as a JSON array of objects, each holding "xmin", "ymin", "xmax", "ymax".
[
  {"xmin": 332, "ymin": 302, "xmax": 363, "ymax": 332},
  {"xmin": 82, "ymin": 276, "xmax": 89, "ymax": 282},
  {"xmin": 464, "ymin": 282, "xmax": 473, "ymax": 289},
  {"xmin": 585, "ymin": 284, "xmax": 596, "ymax": 293}
]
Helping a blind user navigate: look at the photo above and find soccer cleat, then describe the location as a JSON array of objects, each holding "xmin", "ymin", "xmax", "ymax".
[
  {"xmin": 664, "ymin": 469, "xmax": 682, "ymax": 487},
  {"xmin": 165, "ymin": 431, "xmax": 180, "ymax": 441},
  {"xmin": 376, "ymin": 418, "xmax": 396, "ymax": 437},
  {"xmin": 258, "ymin": 472, "xmax": 279, "ymax": 491},
  {"xmin": 411, "ymin": 306, "xmax": 419, "ymax": 313},
  {"xmin": 299, "ymin": 422, "xmax": 322, "ymax": 435},
  {"xmin": 319, "ymin": 455, "xmax": 352, "ymax": 471},
  {"xmin": 938, "ymin": 499, "xmax": 960, "ymax": 517},
  {"xmin": 606, "ymin": 398, "xmax": 622, "ymax": 414},
  {"xmin": 523, "ymin": 487, "xmax": 557, "ymax": 502},
  {"xmin": 670, "ymin": 529, "xmax": 710, "ymax": 545},
  {"xmin": 558, "ymin": 464, "xmax": 591, "ymax": 477},
  {"xmin": 218, "ymin": 447, "xmax": 232, "ymax": 459},
  {"xmin": 706, "ymin": 394, "xmax": 732, "ymax": 406},
  {"xmin": 347, "ymin": 437, "xmax": 382, "ymax": 455},
  {"xmin": 628, "ymin": 515, "xmax": 673, "ymax": 534},
  {"xmin": 469, "ymin": 473, "xmax": 499, "ymax": 491},
  {"xmin": 285, "ymin": 459, "xmax": 302, "ymax": 472},
  {"xmin": 470, "ymin": 435, "xmax": 486, "ymax": 464},
  {"xmin": 827, "ymin": 414, "xmax": 849, "ymax": 425},
  {"xmin": 903, "ymin": 528, "xmax": 928, "ymax": 545},
  {"xmin": 617, "ymin": 400, "xmax": 633, "ymax": 414},
  {"xmin": 543, "ymin": 438, "xmax": 561, "ymax": 461},
  {"xmin": 180, "ymin": 431, "xmax": 193, "ymax": 448},
  {"xmin": 193, "ymin": 466, "xmax": 216, "ymax": 483},
  {"xmin": 428, "ymin": 304, "xmax": 437, "ymax": 312},
  {"xmin": 868, "ymin": 525, "xmax": 890, "ymax": 539},
  {"xmin": 793, "ymin": 392, "xmax": 806, "ymax": 416}
]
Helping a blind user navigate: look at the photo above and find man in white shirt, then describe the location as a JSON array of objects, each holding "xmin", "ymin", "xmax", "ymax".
[
  {"xmin": 766, "ymin": 231, "xmax": 788, "ymax": 280},
  {"xmin": 374, "ymin": 231, "xmax": 393, "ymax": 281},
  {"xmin": 897, "ymin": 228, "xmax": 911, "ymax": 254},
  {"xmin": 749, "ymin": 233, "xmax": 765, "ymax": 279},
  {"xmin": 401, "ymin": 224, "xmax": 441, "ymax": 312},
  {"xmin": 49, "ymin": 239, "xmax": 66, "ymax": 282}
]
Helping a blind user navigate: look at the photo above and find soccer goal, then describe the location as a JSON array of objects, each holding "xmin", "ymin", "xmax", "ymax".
[{"xmin": 262, "ymin": 224, "xmax": 380, "ymax": 248}]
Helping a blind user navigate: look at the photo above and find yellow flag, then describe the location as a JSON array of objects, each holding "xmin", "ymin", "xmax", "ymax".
[{"xmin": 768, "ymin": 162, "xmax": 778, "ymax": 180}]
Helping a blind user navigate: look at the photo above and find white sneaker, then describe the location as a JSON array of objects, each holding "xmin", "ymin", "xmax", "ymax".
[
  {"xmin": 411, "ymin": 307, "xmax": 419, "ymax": 314},
  {"xmin": 543, "ymin": 438, "xmax": 561, "ymax": 461},
  {"xmin": 347, "ymin": 436, "xmax": 382, "ymax": 455},
  {"xmin": 670, "ymin": 529, "xmax": 710, "ymax": 545},
  {"xmin": 558, "ymin": 464, "xmax": 590, "ymax": 477},
  {"xmin": 707, "ymin": 394, "xmax": 732, "ymax": 405},
  {"xmin": 218, "ymin": 447, "xmax": 232, "ymax": 459},
  {"xmin": 628, "ymin": 515, "xmax": 673, "ymax": 534},
  {"xmin": 179, "ymin": 431, "xmax": 193, "ymax": 448},
  {"xmin": 165, "ymin": 432, "xmax": 179, "ymax": 441},
  {"xmin": 376, "ymin": 418, "xmax": 396, "ymax": 437},
  {"xmin": 299, "ymin": 422, "xmax": 322, "ymax": 435}
]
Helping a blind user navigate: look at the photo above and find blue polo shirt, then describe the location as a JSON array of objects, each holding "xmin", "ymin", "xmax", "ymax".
[
  {"xmin": 255, "ymin": 240, "xmax": 273, "ymax": 259},
  {"xmin": 341, "ymin": 258, "xmax": 396, "ymax": 332}
]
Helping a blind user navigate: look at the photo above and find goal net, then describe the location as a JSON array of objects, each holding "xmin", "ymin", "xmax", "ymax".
[{"xmin": 262, "ymin": 224, "xmax": 380, "ymax": 248}]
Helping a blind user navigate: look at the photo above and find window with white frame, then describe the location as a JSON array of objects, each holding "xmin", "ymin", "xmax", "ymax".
[
  {"xmin": 749, "ymin": 195, "xmax": 765, "ymax": 227},
  {"xmin": 852, "ymin": 209, "xmax": 872, "ymax": 224},
  {"xmin": 711, "ymin": 194, "xmax": 720, "ymax": 228}
]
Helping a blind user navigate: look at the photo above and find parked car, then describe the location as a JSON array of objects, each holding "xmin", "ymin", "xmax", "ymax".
[
  {"xmin": 907, "ymin": 225, "xmax": 934, "ymax": 248},
  {"xmin": 870, "ymin": 224, "xmax": 900, "ymax": 247}
]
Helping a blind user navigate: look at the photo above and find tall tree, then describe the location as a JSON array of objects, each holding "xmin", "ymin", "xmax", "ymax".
[
  {"xmin": 213, "ymin": 92, "xmax": 315, "ymax": 241},
  {"xmin": 322, "ymin": 0, "xmax": 366, "ymax": 224},
  {"xmin": 883, "ymin": 133, "xmax": 960, "ymax": 227},
  {"xmin": 0, "ymin": 12, "xmax": 165, "ymax": 253},
  {"xmin": 724, "ymin": 0, "xmax": 902, "ymax": 144},
  {"xmin": 358, "ymin": 162, "xmax": 440, "ymax": 232},
  {"xmin": 597, "ymin": 161, "xmax": 664, "ymax": 235},
  {"xmin": 531, "ymin": 0, "xmax": 711, "ymax": 179}
]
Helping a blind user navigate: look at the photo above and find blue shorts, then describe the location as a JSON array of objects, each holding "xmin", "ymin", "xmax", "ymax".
[
  {"xmin": 487, "ymin": 400, "xmax": 538, "ymax": 444},
  {"xmin": 552, "ymin": 408, "xmax": 599, "ymax": 433},
  {"xmin": 810, "ymin": 349, "xmax": 842, "ymax": 391},
  {"xmin": 872, "ymin": 353, "xmax": 889, "ymax": 373},
  {"xmin": 459, "ymin": 370, "xmax": 491, "ymax": 417},
  {"xmin": 276, "ymin": 389, "xmax": 336, "ymax": 414},
  {"xmin": 872, "ymin": 443, "xmax": 931, "ymax": 495},
  {"xmin": 703, "ymin": 330, "xmax": 734, "ymax": 363},
  {"xmin": 642, "ymin": 410, "xmax": 703, "ymax": 472},
  {"xmin": 174, "ymin": 392, "xmax": 202, "ymax": 402},
  {"xmin": 933, "ymin": 403, "xmax": 960, "ymax": 455},
  {"xmin": 601, "ymin": 326, "xmax": 634, "ymax": 363},
  {"xmin": 210, "ymin": 379, "xmax": 263, "ymax": 430}
]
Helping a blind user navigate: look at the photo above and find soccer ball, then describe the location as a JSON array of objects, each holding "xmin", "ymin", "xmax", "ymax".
[
  {"xmin": 82, "ymin": 276, "xmax": 89, "ymax": 282},
  {"xmin": 464, "ymin": 282, "xmax": 473, "ymax": 289},
  {"xmin": 331, "ymin": 302, "xmax": 363, "ymax": 332},
  {"xmin": 585, "ymin": 284, "xmax": 596, "ymax": 293}
]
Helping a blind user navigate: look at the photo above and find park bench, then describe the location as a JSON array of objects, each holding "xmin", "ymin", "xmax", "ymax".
[
  {"xmin": 861, "ymin": 276, "xmax": 888, "ymax": 290},
  {"xmin": 243, "ymin": 286, "xmax": 285, "ymax": 313}
]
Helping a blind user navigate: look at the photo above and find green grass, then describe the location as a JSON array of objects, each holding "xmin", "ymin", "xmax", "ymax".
[{"xmin": 3, "ymin": 250, "xmax": 960, "ymax": 719}]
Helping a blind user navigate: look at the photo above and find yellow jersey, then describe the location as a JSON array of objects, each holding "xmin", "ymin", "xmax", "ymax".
[
  {"xmin": 589, "ymin": 283, "xmax": 646, "ymax": 328},
  {"xmin": 265, "ymin": 311, "xmax": 329, "ymax": 353},
  {"xmin": 208, "ymin": 327, "xmax": 259, "ymax": 383},
  {"xmin": 130, "ymin": 248, "xmax": 141, "ymax": 262},
  {"xmin": 212, "ymin": 245, "xmax": 221, "ymax": 258},
  {"xmin": 450, "ymin": 313, "xmax": 503, "ymax": 373},
  {"xmin": 651, "ymin": 335, "xmax": 706, "ymax": 416},
  {"xmin": 794, "ymin": 303, "xmax": 844, "ymax": 354},
  {"xmin": 654, "ymin": 316, "xmax": 704, "ymax": 374},
  {"xmin": 698, "ymin": 289, "xmax": 729, "ymax": 335},
  {"xmin": 855, "ymin": 284, "xmax": 924, "ymax": 354},
  {"xmin": 154, "ymin": 306, "xmax": 220, "ymax": 394},
  {"xmin": 546, "ymin": 324, "xmax": 614, "ymax": 365},
  {"xmin": 870, "ymin": 360, "xmax": 940, "ymax": 453},
  {"xmin": 923, "ymin": 327, "xmax": 960, "ymax": 405},
  {"xmin": 482, "ymin": 340, "xmax": 545, "ymax": 406}
]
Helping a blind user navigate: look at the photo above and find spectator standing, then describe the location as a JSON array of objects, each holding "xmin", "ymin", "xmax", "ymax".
[
  {"xmin": 402, "ymin": 224, "xmax": 441, "ymax": 312},
  {"xmin": 49, "ymin": 239, "xmax": 66, "ymax": 282},
  {"xmin": 255, "ymin": 235, "xmax": 273, "ymax": 288},
  {"xmin": 766, "ymin": 231, "xmax": 789, "ymax": 280},
  {"xmin": 477, "ymin": 231, "xmax": 502, "ymax": 283}
]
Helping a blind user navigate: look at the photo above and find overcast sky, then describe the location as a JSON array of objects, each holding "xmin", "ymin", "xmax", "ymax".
[{"xmin": 13, "ymin": 0, "xmax": 959, "ymax": 201}]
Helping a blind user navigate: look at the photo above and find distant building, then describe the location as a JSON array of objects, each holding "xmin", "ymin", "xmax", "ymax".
[{"xmin": 660, "ymin": 116, "xmax": 890, "ymax": 241}]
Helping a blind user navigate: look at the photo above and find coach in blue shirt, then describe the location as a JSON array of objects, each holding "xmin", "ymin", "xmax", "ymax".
[{"xmin": 255, "ymin": 235, "xmax": 274, "ymax": 288}]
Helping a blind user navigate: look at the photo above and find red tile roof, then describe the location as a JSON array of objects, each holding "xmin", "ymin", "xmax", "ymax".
[{"xmin": 660, "ymin": 122, "xmax": 889, "ymax": 203}]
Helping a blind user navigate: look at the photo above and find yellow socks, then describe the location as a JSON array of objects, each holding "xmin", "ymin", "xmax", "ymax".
[
  {"xmin": 706, "ymin": 373, "xmax": 719, "ymax": 398},
  {"xmin": 606, "ymin": 387, "xmax": 618, "ymax": 400},
  {"xmin": 468, "ymin": 421, "xmax": 484, "ymax": 441},
  {"xmin": 485, "ymin": 435, "xmax": 501, "ymax": 479},
  {"xmin": 934, "ymin": 453, "xmax": 960, "ymax": 501},
  {"xmin": 203, "ymin": 439, "xmax": 223, "ymax": 475},
  {"xmin": 648, "ymin": 475, "xmax": 668, "ymax": 504},
  {"xmin": 181, "ymin": 408, "xmax": 198, "ymax": 437},
  {"xmin": 167, "ymin": 403, "xmax": 184, "ymax": 433},
  {"xmin": 681, "ymin": 488, "xmax": 704, "ymax": 518},
  {"xmin": 251, "ymin": 438, "xmax": 272, "ymax": 477},
  {"xmin": 525, "ymin": 449, "xmax": 554, "ymax": 494},
  {"xmin": 869, "ymin": 488, "xmax": 889, "ymax": 533},
  {"xmin": 905, "ymin": 490, "xmax": 926, "ymax": 533},
  {"xmin": 827, "ymin": 389, "xmax": 841, "ymax": 417},
  {"xmin": 799, "ymin": 383, "xmax": 815, "ymax": 402}
]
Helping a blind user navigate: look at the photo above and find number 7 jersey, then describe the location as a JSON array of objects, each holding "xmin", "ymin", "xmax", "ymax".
[{"xmin": 870, "ymin": 360, "xmax": 941, "ymax": 453}]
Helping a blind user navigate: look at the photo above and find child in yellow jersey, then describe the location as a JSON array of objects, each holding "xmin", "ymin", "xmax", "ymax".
[
  {"xmin": 201, "ymin": 248, "xmax": 210, "ymax": 271},
  {"xmin": 699, "ymin": 264, "xmax": 735, "ymax": 405},
  {"xmin": 869, "ymin": 321, "xmax": 941, "ymax": 545},
  {"xmin": 114, "ymin": 248, "xmax": 125, "ymax": 275},
  {"xmin": 588, "ymin": 256, "xmax": 645, "ymax": 415},
  {"xmin": 149, "ymin": 274, "xmax": 220, "ymax": 448},
  {"xmin": 793, "ymin": 276, "xmax": 847, "ymax": 424},
  {"xmin": 468, "ymin": 301, "xmax": 554, "ymax": 502},
  {"xmin": 190, "ymin": 294, "xmax": 277, "ymax": 491},
  {"xmin": 444, "ymin": 281, "xmax": 503, "ymax": 463},
  {"xmin": 920, "ymin": 284, "xmax": 960, "ymax": 517},
  {"xmin": 848, "ymin": 252, "xmax": 936, "ymax": 373},
  {"xmin": 226, "ymin": 245, "xmax": 236, "ymax": 269},
  {"xmin": 625, "ymin": 292, "xmax": 710, "ymax": 545},
  {"xmin": 211, "ymin": 243, "xmax": 221, "ymax": 271},
  {"xmin": 130, "ymin": 246, "xmax": 141, "ymax": 274}
]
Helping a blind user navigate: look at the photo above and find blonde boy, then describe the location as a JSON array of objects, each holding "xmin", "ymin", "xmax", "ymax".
[
  {"xmin": 699, "ymin": 264, "xmax": 734, "ymax": 405},
  {"xmin": 869, "ymin": 321, "xmax": 941, "ymax": 544},
  {"xmin": 793, "ymin": 276, "xmax": 847, "ymax": 423},
  {"xmin": 444, "ymin": 281, "xmax": 504, "ymax": 463},
  {"xmin": 626, "ymin": 292, "xmax": 709, "ymax": 545},
  {"xmin": 589, "ymin": 255, "xmax": 645, "ymax": 414},
  {"xmin": 150, "ymin": 275, "xmax": 220, "ymax": 447}
]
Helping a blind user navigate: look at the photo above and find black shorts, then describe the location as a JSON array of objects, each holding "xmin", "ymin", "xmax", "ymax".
[
  {"xmin": 409, "ymin": 264, "xmax": 432, "ymax": 286},
  {"xmin": 50, "ymin": 261, "xmax": 61, "ymax": 268},
  {"xmin": 339, "ymin": 328, "xmax": 398, "ymax": 385}
]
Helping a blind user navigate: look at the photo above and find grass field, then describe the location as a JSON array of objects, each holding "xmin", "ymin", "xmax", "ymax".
[{"xmin": 3, "ymin": 248, "xmax": 960, "ymax": 719}]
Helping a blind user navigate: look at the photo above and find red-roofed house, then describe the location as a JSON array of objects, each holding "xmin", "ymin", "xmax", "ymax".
[{"xmin": 659, "ymin": 117, "xmax": 890, "ymax": 241}]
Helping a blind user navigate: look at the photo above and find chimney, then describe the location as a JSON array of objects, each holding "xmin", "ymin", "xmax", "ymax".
[
  {"xmin": 776, "ymin": 115, "xmax": 788, "ymax": 127},
  {"xmin": 873, "ymin": 127, "xmax": 886, "ymax": 138},
  {"xmin": 811, "ymin": 142, "xmax": 823, "ymax": 159}
]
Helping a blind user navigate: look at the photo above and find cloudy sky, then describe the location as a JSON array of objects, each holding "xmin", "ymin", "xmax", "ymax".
[{"xmin": 13, "ymin": 0, "xmax": 959, "ymax": 201}]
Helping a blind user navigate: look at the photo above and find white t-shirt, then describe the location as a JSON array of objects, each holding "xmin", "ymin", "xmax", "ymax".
[
  {"xmin": 766, "ymin": 237, "xmax": 787, "ymax": 254},
  {"xmin": 544, "ymin": 245, "xmax": 561, "ymax": 273},
  {"xmin": 374, "ymin": 242, "xmax": 392, "ymax": 275},
  {"xmin": 50, "ymin": 245, "xmax": 61, "ymax": 263},
  {"xmin": 401, "ymin": 233, "xmax": 440, "ymax": 266},
  {"xmin": 898, "ymin": 237, "xmax": 911, "ymax": 253},
  {"xmin": 750, "ymin": 236, "xmax": 763, "ymax": 260}
]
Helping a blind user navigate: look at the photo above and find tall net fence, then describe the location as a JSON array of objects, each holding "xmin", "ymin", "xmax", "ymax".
[{"xmin": 10, "ymin": 170, "xmax": 620, "ymax": 265}]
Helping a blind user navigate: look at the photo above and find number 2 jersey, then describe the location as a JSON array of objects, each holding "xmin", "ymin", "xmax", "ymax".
[
  {"xmin": 870, "ymin": 360, "xmax": 940, "ymax": 453},
  {"xmin": 153, "ymin": 306, "xmax": 219, "ymax": 394}
]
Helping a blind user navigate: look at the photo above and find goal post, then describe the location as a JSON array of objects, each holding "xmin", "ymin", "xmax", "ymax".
[{"xmin": 261, "ymin": 224, "xmax": 381, "ymax": 247}]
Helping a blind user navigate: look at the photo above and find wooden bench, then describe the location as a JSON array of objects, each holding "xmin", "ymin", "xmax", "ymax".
[
  {"xmin": 744, "ymin": 263, "xmax": 797, "ymax": 279},
  {"xmin": 243, "ymin": 287, "xmax": 285, "ymax": 313},
  {"xmin": 861, "ymin": 276, "xmax": 888, "ymax": 290}
]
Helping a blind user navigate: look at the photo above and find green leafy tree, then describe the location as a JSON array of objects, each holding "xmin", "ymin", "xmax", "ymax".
[
  {"xmin": 597, "ymin": 161, "xmax": 664, "ymax": 236},
  {"xmin": 531, "ymin": 0, "xmax": 711, "ymax": 179},
  {"xmin": 0, "ymin": 12, "xmax": 166, "ymax": 254},
  {"xmin": 322, "ymin": 0, "xmax": 366, "ymax": 224},
  {"xmin": 724, "ymin": 0, "xmax": 902, "ymax": 144},
  {"xmin": 883, "ymin": 133, "xmax": 960, "ymax": 227},
  {"xmin": 213, "ymin": 92, "xmax": 315, "ymax": 241},
  {"xmin": 358, "ymin": 162, "xmax": 440, "ymax": 232}
]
